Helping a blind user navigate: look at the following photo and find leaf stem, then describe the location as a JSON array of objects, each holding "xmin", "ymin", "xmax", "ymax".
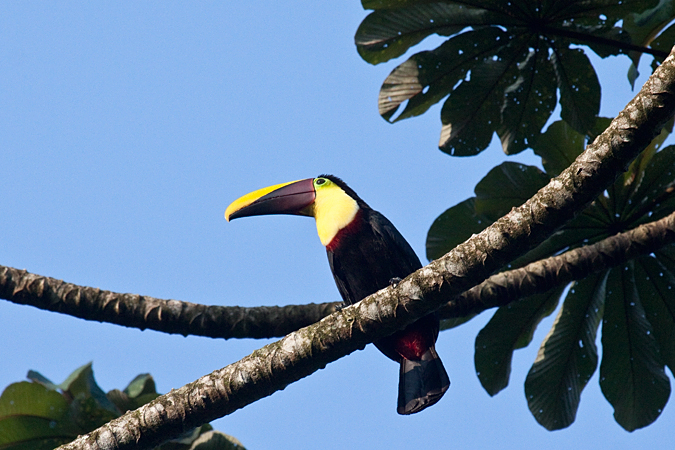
[{"xmin": 536, "ymin": 24, "xmax": 670, "ymax": 59}]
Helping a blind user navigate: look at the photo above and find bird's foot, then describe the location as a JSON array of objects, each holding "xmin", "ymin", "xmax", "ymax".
[
  {"xmin": 334, "ymin": 302, "xmax": 347, "ymax": 312},
  {"xmin": 389, "ymin": 277, "xmax": 402, "ymax": 287}
]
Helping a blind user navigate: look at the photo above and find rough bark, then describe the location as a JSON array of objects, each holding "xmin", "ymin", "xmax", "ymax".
[
  {"xmin": 3, "ymin": 210, "xmax": 675, "ymax": 336},
  {"xmin": 0, "ymin": 270, "xmax": 337, "ymax": 339},
  {"xmin": 54, "ymin": 49, "xmax": 675, "ymax": 450},
  {"xmin": 443, "ymin": 209, "xmax": 675, "ymax": 317}
]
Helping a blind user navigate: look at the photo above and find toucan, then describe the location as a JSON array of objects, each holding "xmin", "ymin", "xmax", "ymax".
[{"xmin": 225, "ymin": 175, "xmax": 449, "ymax": 414}]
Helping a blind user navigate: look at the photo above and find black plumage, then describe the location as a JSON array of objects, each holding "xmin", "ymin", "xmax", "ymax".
[
  {"xmin": 226, "ymin": 174, "xmax": 449, "ymax": 414},
  {"xmin": 322, "ymin": 176, "xmax": 450, "ymax": 414}
]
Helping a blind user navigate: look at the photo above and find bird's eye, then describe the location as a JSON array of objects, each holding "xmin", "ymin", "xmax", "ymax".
[{"xmin": 315, "ymin": 178, "xmax": 327, "ymax": 186}]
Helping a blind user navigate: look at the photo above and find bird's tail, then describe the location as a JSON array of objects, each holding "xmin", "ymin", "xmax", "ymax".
[{"xmin": 397, "ymin": 346, "xmax": 450, "ymax": 415}]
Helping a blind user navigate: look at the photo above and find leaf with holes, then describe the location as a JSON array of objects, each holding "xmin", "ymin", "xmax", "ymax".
[
  {"xmin": 525, "ymin": 273, "xmax": 606, "ymax": 430},
  {"xmin": 438, "ymin": 47, "xmax": 525, "ymax": 156},
  {"xmin": 378, "ymin": 27, "xmax": 510, "ymax": 123},
  {"xmin": 599, "ymin": 263, "xmax": 670, "ymax": 431},
  {"xmin": 634, "ymin": 253, "xmax": 675, "ymax": 373},
  {"xmin": 498, "ymin": 43, "xmax": 558, "ymax": 154},
  {"xmin": 356, "ymin": 2, "xmax": 513, "ymax": 65},
  {"xmin": 550, "ymin": 47, "xmax": 601, "ymax": 135},
  {"xmin": 357, "ymin": 0, "xmax": 656, "ymax": 155}
]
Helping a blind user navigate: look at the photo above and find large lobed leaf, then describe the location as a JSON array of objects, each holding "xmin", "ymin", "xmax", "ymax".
[
  {"xmin": 550, "ymin": 47, "xmax": 601, "ymax": 137},
  {"xmin": 426, "ymin": 134, "xmax": 675, "ymax": 430},
  {"xmin": 474, "ymin": 162, "xmax": 550, "ymax": 220},
  {"xmin": 634, "ymin": 254, "xmax": 675, "ymax": 377},
  {"xmin": 498, "ymin": 43, "xmax": 558, "ymax": 154},
  {"xmin": 0, "ymin": 382, "xmax": 79, "ymax": 450},
  {"xmin": 599, "ymin": 262, "xmax": 670, "ymax": 431},
  {"xmin": 356, "ymin": 3, "xmax": 511, "ymax": 65},
  {"xmin": 623, "ymin": 0, "xmax": 675, "ymax": 86},
  {"xmin": 475, "ymin": 287, "xmax": 565, "ymax": 396},
  {"xmin": 378, "ymin": 27, "xmax": 509, "ymax": 123},
  {"xmin": 357, "ymin": 0, "xmax": 659, "ymax": 155},
  {"xmin": 525, "ymin": 274, "xmax": 606, "ymax": 430},
  {"xmin": 0, "ymin": 364, "xmax": 242, "ymax": 450},
  {"xmin": 426, "ymin": 161, "xmax": 551, "ymax": 261}
]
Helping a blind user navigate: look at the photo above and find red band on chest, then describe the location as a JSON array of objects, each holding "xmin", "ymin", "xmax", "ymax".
[{"xmin": 325, "ymin": 210, "xmax": 363, "ymax": 252}]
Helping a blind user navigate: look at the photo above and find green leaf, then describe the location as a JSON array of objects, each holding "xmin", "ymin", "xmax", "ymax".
[
  {"xmin": 532, "ymin": 120, "xmax": 585, "ymax": 177},
  {"xmin": 575, "ymin": 25, "xmax": 632, "ymax": 59},
  {"xmin": 357, "ymin": 0, "xmax": 655, "ymax": 156},
  {"xmin": 545, "ymin": 0, "xmax": 643, "ymax": 56},
  {"xmin": 189, "ymin": 431, "xmax": 247, "ymax": 450},
  {"xmin": 625, "ymin": 116, "xmax": 674, "ymax": 189},
  {"xmin": 650, "ymin": 21, "xmax": 675, "ymax": 72},
  {"xmin": 550, "ymin": 47, "xmax": 601, "ymax": 135},
  {"xmin": 49, "ymin": 363, "xmax": 120, "ymax": 431},
  {"xmin": 58, "ymin": 363, "xmax": 90, "ymax": 392},
  {"xmin": 627, "ymin": 62, "xmax": 640, "ymax": 88},
  {"xmin": 545, "ymin": 0, "xmax": 660, "ymax": 24},
  {"xmin": 124, "ymin": 373, "xmax": 157, "ymax": 398},
  {"xmin": 61, "ymin": 363, "xmax": 119, "ymax": 416},
  {"xmin": 0, "ymin": 382, "xmax": 80, "ymax": 449},
  {"xmin": 108, "ymin": 374, "xmax": 159, "ymax": 413},
  {"xmin": 378, "ymin": 27, "xmax": 510, "ymax": 122},
  {"xmin": 474, "ymin": 162, "xmax": 550, "ymax": 220},
  {"xmin": 600, "ymin": 262, "xmax": 670, "ymax": 431},
  {"xmin": 355, "ymin": 3, "xmax": 505, "ymax": 64},
  {"xmin": 26, "ymin": 371, "xmax": 59, "ymax": 392},
  {"xmin": 426, "ymin": 165, "xmax": 546, "ymax": 265},
  {"xmin": 362, "ymin": 0, "xmax": 519, "ymax": 10},
  {"xmin": 439, "ymin": 313, "xmax": 477, "ymax": 331},
  {"xmin": 635, "ymin": 252, "xmax": 675, "ymax": 372},
  {"xmin": 623, "ymin": 0, "xmax": 675, "ymax": 83},
  {"xmin": 512, "ymin": 139, "xmax": 675, "ymax": 269},
  {"xmin": 475, "ymin": 286, "xmax": 565, "ymax": 396},
  {"xmin": 511, "ymin": 207, "xmax": 612, "ymax": 270},
  {"xmin": 622, "ymin": 145, "xmax": 675, "ymax": 224},
  {"xmin": 654, "ymin": 242, "xmax": 675, "ymax": 267},
  {"xmin": 497, "ymin": 43, "xmax": 558, "ymax": 154},
  {"xmin": 0, "ymin": 382, "xmax": 70, "ymax": 422},
  {"xmin": 525, "ymin": 273, "xmax": 607, "ymax": 430},
  {"xmin": 533, "ymin": 116, "xmax": 612, "ymax": 178},
  {"xmin": 425, "ymin": 159, "xmax": 609, "ymax": 269},
  {"xmin": 426, "ymin": 198, "xmax": 492, "ymax": 261},
  {"xmin": 439, "ymin": 37, "xmax": 528, "ymax": 156},
  {"xmin": 1, "ymin": 367, "xmax": 245, "ymax": 450}
]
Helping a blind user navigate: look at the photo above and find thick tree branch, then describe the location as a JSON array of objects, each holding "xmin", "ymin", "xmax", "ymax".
[
  {"xmin": 4, "ymin": 210, "xmax": 675, "ymax": 336},
  {"xmin": 0, "ymin": 268, "xmax": 337, "ymax": 339},
  {"xmin": 444, "ymin": 210, "xmax": 675, "ymax": 317},
  {"xmin": 55, "ymin": 48, "xmax": 675, "ymax": 450}
]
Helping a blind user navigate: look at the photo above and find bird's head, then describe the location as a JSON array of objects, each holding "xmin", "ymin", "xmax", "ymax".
[{"xmin": 225, "ymin": 175, "xmax": 366, "ymax": 246}]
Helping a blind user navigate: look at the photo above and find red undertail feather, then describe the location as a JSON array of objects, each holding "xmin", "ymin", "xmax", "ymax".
[{"xmin": 393, "ymin": 327, "xmax": 436, "ymax": 361}]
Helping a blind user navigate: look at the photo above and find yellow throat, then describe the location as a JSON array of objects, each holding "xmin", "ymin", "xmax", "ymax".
[{"xmin": 312, "ymin": 179, "xmax": 359, "ymax": 246}]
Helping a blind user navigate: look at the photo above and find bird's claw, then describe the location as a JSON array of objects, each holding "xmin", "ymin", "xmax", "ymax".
[{"xmin": 389, "ymin": 277, "xmax": 402, "ymax": 287}]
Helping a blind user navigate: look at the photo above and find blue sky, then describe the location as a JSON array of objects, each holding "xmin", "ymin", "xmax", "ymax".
[{"xmin": 1, "ymin": 3, "xmax": 673, "ymax": 449}]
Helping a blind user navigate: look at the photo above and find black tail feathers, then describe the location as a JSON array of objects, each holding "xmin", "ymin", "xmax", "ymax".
[{"xmin": 397, "ymin": 346, "xmax": 450, "ymax": 415}]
